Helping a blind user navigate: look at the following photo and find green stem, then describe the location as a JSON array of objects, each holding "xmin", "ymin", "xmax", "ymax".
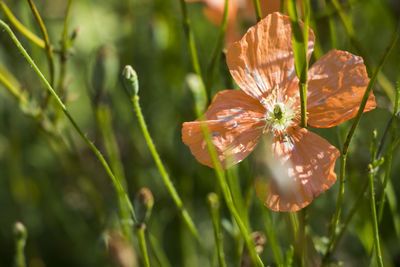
[
  {"xmin": 288, "ymin": 0, "xmax": 310, "ymax": 128},
  {"xmin": 0, "ymin": 19, "xmax": 137, "ymax": 224},
  {"xmin": 377, "ymin": 74, "xmax": 400, "ymax": 221},
  {"xmin": 178, "ymin": 0, "xmax": 208, "ymax": 103},
  {"xmin": 326, "ymin": 180, "xmax": 368, "ymax": 260},
  {"xmin": 330, "ymin": 0, "xmax": 396, "ymax": 104},
  {"xmin": 130, "ymin": 95, "xmax": 201, "ymax": 244},
  {"xmin": 300, "ymin": 0, "xmax": 310, "ymax": 128},
  {"xmin": 253, "ymin": 0, "xmax": 262, "ymax": 22},
  {"xmin": 342, "ymin": 29, "xmax": 398, "ymax": 155},
  {"xmin": 27, "ymin": 0, "xmax": 55, "ymax": 87},
  {"xmin": 322, "ymin": 26, "xmax": 398, "ymax": 265},
  {"xmin": 367, "ymin": 165, "xmax": 384, "ymax": 267},
  {"xmin": 136, "ymin": 224, "xmax": 151, "ymax": 267},
  {"xmin": 226, "ymin": 167, "xmax": 249, "ymax": 228},
  {"xmin": 205, "ymin": 0, "xmax": 229, "ymax": 99},
  {"xmin": 0, "ymin": 68, "xmax": 28, "ymax": 107},
  {"xmin": 57, "ymin": 0, "xmax": 74, "ymax": 97},
  {"xmin": 0, "ymin": 2, "xmax": 45, "ymax": 48},
  {"xmin": 95, "ymin": 105, "xmax": 132, "ymax": 240},
  {"xmin": 323, "ymin": 153, "xmax": 346, "ymax": 266},
  {"xmin": 188, "ymin": 74, "xmax": 262, "ymax": 265},
  {"xmin": 207, "ymin": 193, "xmax": 227, "ymax": 267},
  {"xmin": 149, "ymin": 233, "xmax": 172, "ymax": 267},
  {"xmin": 198, "ymin": 117, "xmax": 263, "ymax": 267},
  {"xmin": 261, "ymin": 205, "xmax": 284, "ymax": 266}
]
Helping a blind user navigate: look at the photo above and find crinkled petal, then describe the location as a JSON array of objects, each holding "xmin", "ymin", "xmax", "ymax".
[
  {"xmin": 255, "ymin": 127, "xmax": 340, "ymax": 212},
  {"xmin": 182, "ymin": 90, "xmax": 266, "ymax": 168},
  {"xmin": 226, "ymin": 12, "xmax": 315, "ymax": 105},
  {"xmin": 307, "ymin": 50, "xmax": 376, "ymax": 128}
]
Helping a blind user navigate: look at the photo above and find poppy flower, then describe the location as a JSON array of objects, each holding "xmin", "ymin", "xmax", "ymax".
[
  {"xmin": 186, "ymin": 0, "xmax": 281, "ymax": 46},
  {"xmin": 182, "ymin": 12, "xmax": 376, "ymax": 212}
]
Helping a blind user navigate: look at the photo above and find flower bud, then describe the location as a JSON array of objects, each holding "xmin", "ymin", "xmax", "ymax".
[
  {"xmin": 122, "ymin": 65, "xmax": 139, "ymax": 97},
  {"xmin": 135, "ymin": 187, "xmax": 154, "ymax": 224}
]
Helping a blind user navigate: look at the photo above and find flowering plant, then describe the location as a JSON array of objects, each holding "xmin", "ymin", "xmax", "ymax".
[{"xmin": 182, "ymin": 12, "xmax": 375, "ymax": 212}]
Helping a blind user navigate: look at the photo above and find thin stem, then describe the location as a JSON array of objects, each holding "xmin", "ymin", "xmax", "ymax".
[
  {"xmin": 95, "ymin": 105, "xmax": 132, "ymax": 241},
  {"xmin": 342, "ymin": 29, "xmax": 398, "ymax": 155},
  {"xmin": 300, "ymin": 0, "xmax": 310, "ymax": 128},
  {"xmin": 57, "ymin": 0, "xmax": 74, "ymax": 97},
  {"xmin": 377, "ymin": 75, "xmax": 400, "ymax": 221},
  {"xmin": 330, "ymin": 0, "xmax": 396, "ymax": 104},
  {"xmin": 0, "ymin": 68, "xmax": 28, "ymax": 107},
  {"xmin": 178, "ymin": 0, "xmax": 208, "ymax": 103},
  {"xmin": 323, "ymin": 153, "xmax": 346, "ymax": 263},
  {"xmin": 149, "ymin": 233, "xmax": 172, "ymax": 267},
  {"xmin": 198, "ymin": 117, "xmax": 263, "ymax": 267},
  {"xmin": 136, "ymin": 224, "xmax": 151, "ymax": 267},
  {"xmin": 207, "ymin": 193, "xmax": 227, "ymax": 267},
  {"xmin": 261, "ymin": 205, "xmax": 284, "ymax": 266},
  {"xmin": 253, "ymin": 0, "xmax": 262, "ymax": 22},
  {"xmin": 329, "ymin": 180, "xmax": 369, "ymax": 258},
  {"xmin": 130, "ymin": 95, "xmax": 201, "ymax": 244},
  {"xmin": 0, "ymin": 19, "xmax": 137, "ymax": 224},
  {"xmin": 205, "ymin": 0, "xmax": 229, "ymax": 99},
  {"xmin": 368, "ymin": 165, "xmax": 384, "ymax": 267},
  {"xmin": 322, "ymin": 26, "xmax": 398, "ymax": 264},
  {"xmin": 288, "ymin": 0, "xmax": 310, "ymax": 128},
  {"xmin": 226, "ymin": 167, "xmax": 249, "ymax": 228},
  {"xmin": 27, "ymin": 0, "xmax": 55, "ymax": 87},
  {"xmin": 0, "ymin": 2, "xmax": 45, "ymax": 48},
  {"xmin": 187, "ymin": 74, "xmax": 262, "ymax": 264}
]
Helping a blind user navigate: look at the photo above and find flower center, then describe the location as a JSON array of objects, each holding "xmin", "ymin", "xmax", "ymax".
[
  {"xmin": 273, "ymin": 104, "xmax": 283, "ymax": 120},
  {"xmin": 263, "ymin": 94, "xmax": 298, "ymax": 136}
]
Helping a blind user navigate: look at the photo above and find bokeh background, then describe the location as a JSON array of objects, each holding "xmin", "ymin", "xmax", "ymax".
[{"xmin": 1, "ymin": 0, "xmax": 400, "ymax": 266}]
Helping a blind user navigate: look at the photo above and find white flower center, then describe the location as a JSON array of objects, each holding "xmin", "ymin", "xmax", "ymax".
[{"xmin": 262, "ymin": 88, "xmax": 299, "ymax": 136}]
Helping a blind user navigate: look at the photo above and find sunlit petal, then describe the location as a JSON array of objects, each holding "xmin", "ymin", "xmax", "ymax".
[
  {"xmin": 226, "ymin": 12, "xmax": 314, "ymax": 104},
  {"xmin": 182, "ymin": 90, "xmax": 266, "ymax": 168},
  {"xmin": 307, "ymin": 50, "xmax": 376, "ymax": 128},
  {"xmin": 255, "ymin": 127, "xmax": 340, "ymax": 212}
]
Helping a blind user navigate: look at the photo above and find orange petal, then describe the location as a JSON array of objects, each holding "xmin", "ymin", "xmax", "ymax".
[
  {"xmin": 182, "ymin": 90, "xmax": 266, "ymax": 168},
  {"xmin": 255, "ymin": 127, "xmax": 340, "ymax": 212},
  {"xmin": 307, "ymin": 50, "xmax": 376, "ymax": 128},
  {"xmin": 226, "ymin": 12, "xmax": 315, "ymax": 104}
]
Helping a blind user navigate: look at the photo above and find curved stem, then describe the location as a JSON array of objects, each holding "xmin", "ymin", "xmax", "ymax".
[
  {"xmin": 57, "ymin": 0, "xmax": 74, "ymax": 97},
  {"xmin": 342, "ymin": 29, "xmax": 398, "ymax": 155},
  {"xmin": 95, "ymin": 105, "xmax": 133, "ymax": 241},
  {"xmin": 27, "ymin": 0, "xmax": 55, "ymax": 87},
  {"xmin": 0, "ymin": 19, "xmax": 137, "ymax": 224},
  {"xmin": 136, "ymin": 224, "xmax": 151, "ymax": 267},
  {"xmin": 198, "ymin": 117, "xmax": 263, "ymax": 267},
  {"xmin": 377, "ymin": 74, "xmax": 400, "ymax": 221},
  {"xmin": 322, "ymin": 26, "xmax": 398, "ymax": 265},
  {"xmin": 207, "ymin": 193, "xmax": 227, "ymax": 267},
  {"xmin": 368, "ymin": 165, "xmax": 384, "ymax": 267},
  {"xmin": 130, "ymin": 95, "xmax": 202, "ymax": 246},
  {"xmin": 0, "ymin": 2, "xmax": 45, "ymax": 48}
]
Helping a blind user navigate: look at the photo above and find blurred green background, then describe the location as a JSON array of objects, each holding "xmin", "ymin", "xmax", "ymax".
[{"xmin": 1, "ymin": 0, "xmax": 400, "ymax": 266}]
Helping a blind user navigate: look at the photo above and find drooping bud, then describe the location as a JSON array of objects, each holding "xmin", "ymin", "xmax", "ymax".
[
  {"xmin": 122, "ymin": 65, "xmax": 139, "ymax": 97},
  {"xmin": 135, "ymin": 187, "xmax": 154, "ymax": 224}
]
